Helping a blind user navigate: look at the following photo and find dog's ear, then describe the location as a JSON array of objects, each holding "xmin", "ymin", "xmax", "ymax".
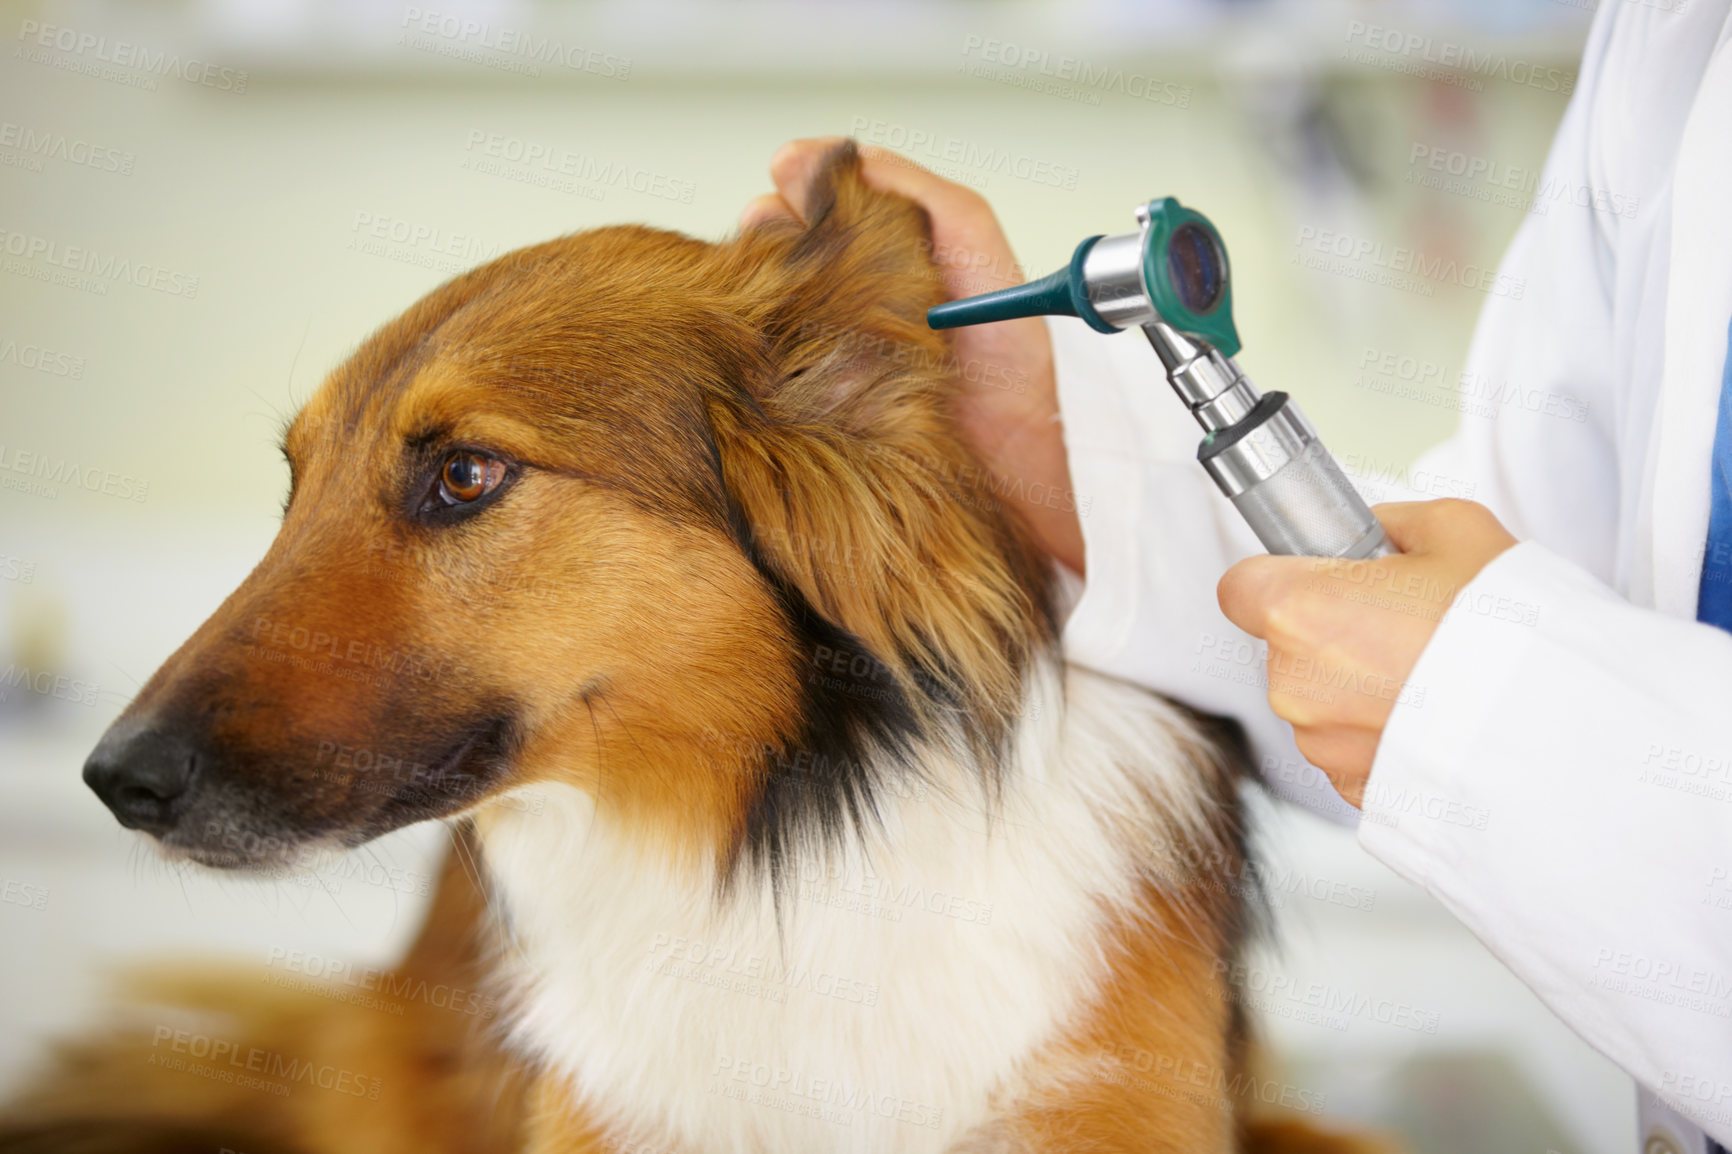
[
  {"xmin": 711, "ymin": 143, "xmax": 1053, "ymax": 753},
  {"xmin": 730, "ymin": 141, "xmax": 948, "ymax": 420}
]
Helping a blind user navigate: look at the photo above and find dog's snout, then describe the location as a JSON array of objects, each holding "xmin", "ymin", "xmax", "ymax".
[{"xmin": 83, "ymin": 723, "xmax": 203, "ymax": 835}]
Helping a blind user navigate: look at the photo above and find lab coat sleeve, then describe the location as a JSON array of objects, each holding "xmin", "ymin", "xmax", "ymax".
[
  {"xmin": 1050, "ymin": 316, "xmax": 1359, "ymax": 825},
  {"xmin": 1363, "ymin": 540, "xmax": 1732, "ymax": 1142},
  {"xmin": 1361, "ymin": 6, "xmax": 1732, "ymax": 1136},
  {"xmin": 1400, "ymin": 0, "xmax": 1712, "ymax": 583},
  {"xmin": 1055, "ymin": 0, "xmax": 1732, "ymax": 1128}
]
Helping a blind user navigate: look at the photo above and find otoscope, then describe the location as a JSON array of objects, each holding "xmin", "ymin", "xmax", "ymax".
[{"xmin": 928, "ymin": 199, "xmax": 1394, "ymax": 560}]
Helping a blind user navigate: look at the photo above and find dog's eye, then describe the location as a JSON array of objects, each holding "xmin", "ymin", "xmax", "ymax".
[
  {"xmin": 410, "ymin": 445, "xmax": 515, "ymax": 523},
  {"xmin": 437, "ymin": 451, "xmax": 506, "ymax": 506}
]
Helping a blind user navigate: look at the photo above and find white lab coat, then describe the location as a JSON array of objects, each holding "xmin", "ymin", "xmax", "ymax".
[{"xmin": 1053, "ymin": 2, "xmax": 1732, "ymax": 1147}]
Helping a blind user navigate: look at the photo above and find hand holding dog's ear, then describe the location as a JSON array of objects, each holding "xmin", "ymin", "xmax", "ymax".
[{"xmin": 744, "ymin": 138, "xmax": 1085, "ymax": 575}]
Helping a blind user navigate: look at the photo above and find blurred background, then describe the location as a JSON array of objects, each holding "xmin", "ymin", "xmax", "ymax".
[{"xmin": 0, "ymin": 0, "xmax": 1624, "ymax": 1149}]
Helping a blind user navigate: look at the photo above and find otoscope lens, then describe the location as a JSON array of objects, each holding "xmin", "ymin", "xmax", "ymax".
[{"xmin": 1168, "ymin": 222, "xmax": 1224, "ymax": 315}]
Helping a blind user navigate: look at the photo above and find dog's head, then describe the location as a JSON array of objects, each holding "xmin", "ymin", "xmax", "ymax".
[{"xmin": 83, "ymin": 144, "xmax": 1055, "ymax": 882}]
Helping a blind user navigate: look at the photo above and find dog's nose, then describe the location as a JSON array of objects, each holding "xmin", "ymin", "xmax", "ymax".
[{"xmin": 83, "ymin": 723, "xmax": 203, "ymax": 835}]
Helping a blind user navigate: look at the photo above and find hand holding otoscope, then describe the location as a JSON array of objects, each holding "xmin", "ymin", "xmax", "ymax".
[{"xmin": 928, "ymin": 199, "xmax": 1395, "ymax": 560}]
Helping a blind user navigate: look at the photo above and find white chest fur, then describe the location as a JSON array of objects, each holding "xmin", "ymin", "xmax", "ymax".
[{"xmin": 476, "ymin": 663, "xmax": 1216, "ymax": 1154}]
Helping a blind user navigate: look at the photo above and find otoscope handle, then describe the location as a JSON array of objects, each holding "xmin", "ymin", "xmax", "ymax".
[{"xmin": 1198, "ymin": 393, "xmax": 1395, "ymax": 559}]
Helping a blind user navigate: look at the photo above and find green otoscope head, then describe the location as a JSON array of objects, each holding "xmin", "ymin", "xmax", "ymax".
[{"xmin": 926, "ymin": 197, "xmax": 1241, "ymax": 357}]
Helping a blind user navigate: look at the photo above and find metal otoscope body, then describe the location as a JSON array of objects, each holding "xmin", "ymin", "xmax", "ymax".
[{"xmin": 927, "ymin": 198, "xmax": 1394, "ymax": 560}]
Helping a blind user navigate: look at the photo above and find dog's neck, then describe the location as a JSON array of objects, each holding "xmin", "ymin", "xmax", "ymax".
[{"xmin": 470, "ymin": 655, "xmax": 1228, "ymax": 1153}]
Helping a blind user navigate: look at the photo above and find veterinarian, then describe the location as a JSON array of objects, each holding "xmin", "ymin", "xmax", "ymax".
[{"xmin": 745, "ymin": 5, "xmax": 1732, "ymax": 1151}]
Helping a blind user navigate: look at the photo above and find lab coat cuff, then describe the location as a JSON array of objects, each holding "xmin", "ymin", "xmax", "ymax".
[{"xmin": 1356, "ymin": 540, "xmax": 1578, "ymax": 879}]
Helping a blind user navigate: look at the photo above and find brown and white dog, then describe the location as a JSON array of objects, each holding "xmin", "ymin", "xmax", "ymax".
[{"xmin": 2, "ymin": 144, "xmax": 1392, "ymax": 1154}]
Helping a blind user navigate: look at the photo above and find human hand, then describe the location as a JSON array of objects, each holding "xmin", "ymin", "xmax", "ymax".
[
  {"xmin": 1216, "ymin": 500, "xmax": 1518, "ymax": 806},
  {"xmin": 742, "ymin": 137, "xmax": 1084, "ymax": 573}
]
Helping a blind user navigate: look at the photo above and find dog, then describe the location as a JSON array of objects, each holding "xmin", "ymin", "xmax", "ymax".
[{"xmin": 0, "ymin": 143, "xmax": 1395, "ymax": 1153}]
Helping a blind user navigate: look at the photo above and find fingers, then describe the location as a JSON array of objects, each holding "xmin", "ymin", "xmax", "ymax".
[
  {"xmin": 853, "ymin": 147, "xmax": 1022, "ymax": 294},
  {"xmin": 738, "ymin": 192, "xmax": 797, "ymax": 232},
  {"xmin": 768, "ymin": 137, "xmax": 981, "ymax": 224},
  {"xmin": 852, "ymin": 146, "xmax": 984, "ymax": 217},
  {"xmin": 767, "ymin": 137, "xmax": 848, "ymax": 222},
  {"xmin": 1288, "ymin": 726, "xmax": 1379, "ymax": 807}
]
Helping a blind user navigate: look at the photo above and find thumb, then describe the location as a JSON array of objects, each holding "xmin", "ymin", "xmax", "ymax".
[
  {"xmin": 1371, "ymin": 499, "xmax": 1510, "ymax": 556},
  {"xmin": 1217, "ymin": 554, "xmax": 1307, "ymax": 637},
  {"xmin": 1370, "ymin": 501, "xmax": 1446, "ymax": 555}
]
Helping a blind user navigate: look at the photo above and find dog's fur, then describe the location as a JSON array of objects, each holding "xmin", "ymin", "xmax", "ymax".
[{"xmin": 0, "ymin": 145, "xmax": 1395, "ymax": 1153}]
